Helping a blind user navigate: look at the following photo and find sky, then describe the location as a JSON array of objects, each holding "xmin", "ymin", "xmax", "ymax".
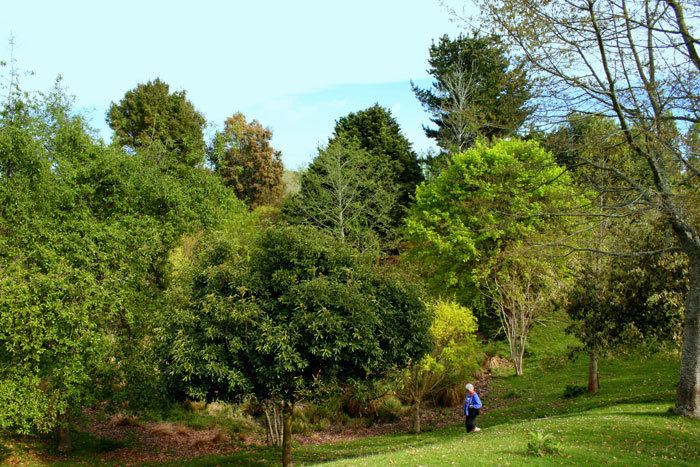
[{"xmin": 1, "ymin": 0, "xmax": 474, "ymax": 169}]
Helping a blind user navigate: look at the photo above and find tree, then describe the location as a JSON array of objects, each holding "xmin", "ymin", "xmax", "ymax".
[
  {"xmin": 567, "ymin": 218, "xmax": 687, "ymax": 393},
  {"xmin": 283, "ymin": 135, "xmax": 398, "ymax": 253},
  {"xmin": 163, "ymin": 224, "xmax": 432, "ymax": 466},
  {"xmin": 210, "ymin": 112, "xmax": 285, "ymax": 208},
  {"xmin": 488, "ymin": 243, "xmax": 566, "ymax": 375},
  {"xmin": 477, "ymin": 0, "xmax": 700, "ymax": 417},
  {"xmin": 406, "ymin": 139, "xmax": 581, "ymax": 369},
  {"xmin": 107, "ymin": 78, "xmax": 206, "ymax": 167},
  {"xmin": 332, "ymin": 104, "xmax": 423, "ymax": 221},
  {"xmin": 402, "ymin": 300, "xmax": 481, "ymax": 433},
  {"xmin": 412, "ymin": 33, "xmax": 532, "ymax": 153},
  {"xmin": 0, "ymin": 81, "xmax": 243, "ymax": 449}
]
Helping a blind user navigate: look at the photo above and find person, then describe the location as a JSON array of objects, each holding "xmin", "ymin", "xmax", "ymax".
[{"xmin": 463, "ymin": 383, "xmax": 482, "ymax": 433}]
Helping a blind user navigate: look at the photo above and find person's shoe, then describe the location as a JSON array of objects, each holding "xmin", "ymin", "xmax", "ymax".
[{"xmin": 473, "ymin": 427, "xmax": 481, "ymax": 432}]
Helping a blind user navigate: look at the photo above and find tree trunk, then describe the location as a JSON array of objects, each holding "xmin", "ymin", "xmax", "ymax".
[
  {"xmin": 588, "ymin": 349, "xmax": 599, "ymax": 394},
  {"xmin": 56, "ymin": 423, "xmax": 72, "ymax": 453},
  {"xmin": 676, "ymin": 255, "xmax": 700, "ymax": 418},
  {"xmin": 413, "ymin": 399, "xmax": 421, "ymax": 434},
  {"xmin": 282, "ymin": 401, "xmax": 294, "ymax": 467}
]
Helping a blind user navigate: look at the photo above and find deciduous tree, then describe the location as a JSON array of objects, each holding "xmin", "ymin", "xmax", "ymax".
[
  {"xmin": 476, "ymin": 0, "xmax": 700, "ymax": 416},
  {"xmin": 210, "ymin": 112, "xmax": 285, "ymax": 208}
]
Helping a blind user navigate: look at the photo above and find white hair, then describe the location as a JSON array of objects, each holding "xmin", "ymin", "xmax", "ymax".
[{"xmin": 465, "ymin": 383, "xmax": 474, "ymax": 391}]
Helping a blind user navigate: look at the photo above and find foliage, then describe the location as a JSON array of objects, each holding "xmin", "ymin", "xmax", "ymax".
[
  {"xmin": 566, "ymin": 219, "xmax": 687, "ymax": 354},
  {"xmin": 164, "ymin": 223, "xmax": 432, "ymax": 464},
  {"xmin": 0, "ymin": 83, "xmax": 242, "ymax": 438},
  {"xmin": 476, "ymin": 0, "xmax": 700, "ymax": 417},
  {"xmin": 488, "ymin": 243, "xmax": 568, "ymax": 375},
  {"xmin": 210, "ymin": 112, "xmax": 285, "ymax": 208},
  {"xmin": 527, "ymin": 431, "xmax": 561, "ymax": 457},
  {"xmin": 402, "ymin": 299, "xmax": 481, "ymax": 432},
  {"xmin": 406, "ymin": 139, "xmax": 581, "ymax": 328},
  {"xmin": 283, "ymin": 136, "xmax": 398, "ymax": 253},
  {"xmin": 412, "ymin": 33, "xmax": 531, "ymax": 154},
  {"xmin": 107, "ymin": 78, "xmax": 206, "ymax": 167},
  {"xmin": 331, "ymin": 104, "xmax": 423, "ymax": 223},
  {"xmin": 562, "ymin": 385, "xmax": 587, "ymax": 399},
  {"xmin": 164, "ymin": 224, "xmax": 432, "ymax": 403}
]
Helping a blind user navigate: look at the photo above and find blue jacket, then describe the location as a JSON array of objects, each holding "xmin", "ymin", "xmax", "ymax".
[{"xmin": 464, "ymin": 392, "xmax": 482, "ymax": 415}]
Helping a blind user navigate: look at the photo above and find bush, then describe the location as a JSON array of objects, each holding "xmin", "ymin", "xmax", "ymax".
[
  {"xmin": 375, "ymin": 395, "xmax": 406, "ymax": 422},
  {"xmin": 527, "ymin": 431, "xmax": 561, "ymax": 457},
  {"xmin": 563, "ymin": 384, "xmax": 587, "ymax": 399}
]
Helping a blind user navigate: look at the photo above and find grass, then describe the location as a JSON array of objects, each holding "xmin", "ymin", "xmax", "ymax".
[{"xmin": 2, "ymin": 312, "xmax": 699, "ymax": 466}]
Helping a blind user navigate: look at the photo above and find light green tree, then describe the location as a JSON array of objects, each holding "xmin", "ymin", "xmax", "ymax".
[
  {"xmin": 403, "ymin": 300, "xmax": 481, "ymax": 433},
  {"xmin": 407, "ymin": 139, "xmax": 582, "ymax": 372}
]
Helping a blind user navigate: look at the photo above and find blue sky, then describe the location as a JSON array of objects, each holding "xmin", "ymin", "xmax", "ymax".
[{"xmin": 1, "ymin": 0, "xmax": 472, "ymax": 168}]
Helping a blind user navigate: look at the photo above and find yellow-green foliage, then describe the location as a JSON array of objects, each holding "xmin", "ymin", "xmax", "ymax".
[
  {"xmin": 428, "ymin": 299, "xmax": 482, "ymax": 382},
  {"xmin": 404, "ymin": 300, "xmax": 482, "ymax": 406}
]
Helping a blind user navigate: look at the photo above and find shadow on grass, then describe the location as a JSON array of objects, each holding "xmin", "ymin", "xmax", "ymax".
[
  {"xmin": 481, "ymin": 393, "xmax": 675, "ymax": 430},
  {"xmin": 160, "ymin": 428, "xmax": 470, "ymax": 466}
]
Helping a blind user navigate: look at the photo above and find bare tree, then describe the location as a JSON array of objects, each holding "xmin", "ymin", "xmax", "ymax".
[
  {"xmin": 488, "ymin": 251, "xmax": 563, "ymax": 376},
  {"xmin": 475, "ymin": 0, "xmax": 700, "ymax": 417}
]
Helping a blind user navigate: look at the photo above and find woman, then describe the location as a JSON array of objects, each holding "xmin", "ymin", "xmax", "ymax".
[{"xmin": 463, "ymin": 383, "xmax": 482, "ymax": 432}]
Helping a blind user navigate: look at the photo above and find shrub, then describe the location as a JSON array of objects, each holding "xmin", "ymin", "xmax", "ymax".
[
  {"xmin": 375, "ymin": 395, "xmax": 406, "ymax": 422},
  {"xmin": 527, "ymin": 431, "xmax": 561, "ymax": 457},
  {"xmin": 563, "ymin": 384, "xmax": 587, "ymax": 399}
]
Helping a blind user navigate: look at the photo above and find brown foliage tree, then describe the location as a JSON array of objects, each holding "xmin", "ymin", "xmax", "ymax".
[{"xmin": 210, "ymin": 113, "xmax": 284, "ymax": 208}]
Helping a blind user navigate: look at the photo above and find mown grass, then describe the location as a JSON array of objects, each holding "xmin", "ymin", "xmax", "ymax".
[{"xmin": 3, "ymin": 312, "xmax": 698, "ymax": 466}]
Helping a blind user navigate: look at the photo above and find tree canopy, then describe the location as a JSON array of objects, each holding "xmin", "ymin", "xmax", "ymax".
[
  {"xmin": 332, "ymin": 104, "xmax": 423, "ymax": 218},
  {"xmin": 163, "ymin": 224, "xmax": 433, "ymax": 465},
  {"xmin": 107, "ymin": 78, "xmax": 206, "ymax": 167},
  {"xmin": 412, "ymin": 33, "xmax": 532, "ymax": 153},
  {"xmin": 210, "ymin": 112, "xmax": 285, "ymax": 208}
]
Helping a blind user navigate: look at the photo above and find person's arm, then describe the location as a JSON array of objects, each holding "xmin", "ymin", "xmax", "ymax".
[
  {"xmin": 463, "ymin": 396, "xmax": 469, "ymax": 415},
  {"xmin": 471, "ymin": 393, "xmax": 482, "ymax": 409}
]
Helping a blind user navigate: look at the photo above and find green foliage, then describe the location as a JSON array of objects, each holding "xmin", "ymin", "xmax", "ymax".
[
  {"xmin": 562, "ymin": 385, "xmax": 587, "ymax": 399},
  {"xmin": 163, "ymin": 224, "xmax": 433, "ymax": 406},
  {"xmin": 107, "ymin": 78, "xmax": 206, "ymax": 167},
  {"xmin": 406, "ymin": 139, "xmax": 581, "ymax": 326},
  {"xmin": 527, "ymin": 431, "xmax": 562, "ymax": 457},
  {"xmin": 413, "ymin": 33, "xmax": 531, "ymax": 154},
  {"xmin": 566, "ymin": 218, "xmax": 687, "ymax": 355},
  {"xmin": 283, "ymin": 135, "xmax": 398, "ymax": 253},
  {"xmin": 210, "ymin": 112, "xmax": 285, "ymax": 208},
  {"xmin": 332, "ymin": 104, "xmax": 423, "ymax": 221},
  {"xmin": 0, "ymin": 83, "xmax": 242, "ymax": 436}
]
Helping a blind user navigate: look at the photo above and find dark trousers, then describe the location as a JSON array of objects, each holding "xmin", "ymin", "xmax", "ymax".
[{"xmin": 465, "ymin": 408, "xmax": 480, "ymax": 432}]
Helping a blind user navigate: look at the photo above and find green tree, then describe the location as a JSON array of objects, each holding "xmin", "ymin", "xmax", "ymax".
[
  {"xmin": 0, "ymin": 82, "xmax": 242, "ymax": 449},
  {"xmin": 477, "ymin": 0, "xmax": 700, "ymax": 417},
  {"xmin": 163, "ymin": 224, "xmax": 433, "ymax": 466},
  {"xmin": 283, "ymin": 135, "xmax": 398, "ymax": 253},
  {"xmin": 210, "ymin": 112, "xmax": 285, "ymax": 208},
  {"xmin": 402, "ymin": 300, "xmax": 481, "ymax": 433},
  {"xmin": 332, "ymin": 104, "xmax": 423, "ymax": 221},
  {"xmin": 412, "ymin": 33, "xmax": 531, "ymax": 154},
  {"xmin": 567, "ymin": 218, "xmax": 687, "ymax": 393},
  {"xmin": 107, "ymin": 78, "xmax": 206, "ymax": 166},
  {"xmin": 406, "ymin": 139, "xmax": 581, "ymax": 364}
]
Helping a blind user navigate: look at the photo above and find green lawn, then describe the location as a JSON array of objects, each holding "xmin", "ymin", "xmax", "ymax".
[{"xmin": 3, "ymin": 313, "xmax": 699, "ymax": 466}]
